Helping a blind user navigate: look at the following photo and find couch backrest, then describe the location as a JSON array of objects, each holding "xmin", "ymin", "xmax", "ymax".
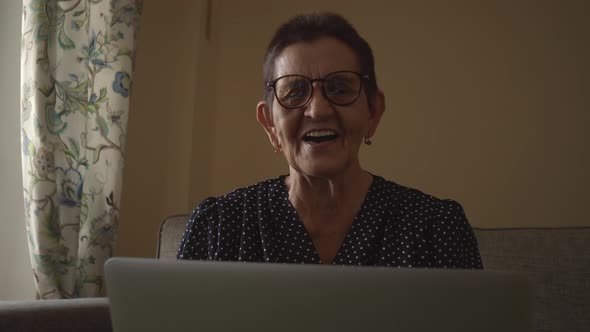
[
  {"xmin": 157, "ymin": 214, "xmax": 189, "ymax": 260},
  {"xmin": 157, "ymin": 215, "xmax": 590, "ymax": 332},
  {"xmin": 473, "ymin": 227, "xmax": 589, "ymax": 332}
]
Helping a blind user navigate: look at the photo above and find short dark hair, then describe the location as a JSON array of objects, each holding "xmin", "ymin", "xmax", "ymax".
[{"xmin": 263, "ymin": 12, "xmax": 378, "ymax": 106}]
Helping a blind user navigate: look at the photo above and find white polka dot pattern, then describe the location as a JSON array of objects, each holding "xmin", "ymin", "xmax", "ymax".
[{"xmin": 177, "ymin": 175, "xmax": 483, "ymax": 269}]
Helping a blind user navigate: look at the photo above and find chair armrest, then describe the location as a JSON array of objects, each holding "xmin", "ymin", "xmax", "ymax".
[{"xmin": 0, "ymin": 298, "xmax": 112, "ymax": 332}]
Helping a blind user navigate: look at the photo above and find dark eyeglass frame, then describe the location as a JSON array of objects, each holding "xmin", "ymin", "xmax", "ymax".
[{"xmin": 266, "ymin": 70, "xmax": 370, "ymax": 109}]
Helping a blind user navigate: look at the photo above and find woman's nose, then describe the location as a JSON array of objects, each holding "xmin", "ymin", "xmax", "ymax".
[{"xmin": 304, "ymin": 83, "xmax": 334, "ymax": 119}]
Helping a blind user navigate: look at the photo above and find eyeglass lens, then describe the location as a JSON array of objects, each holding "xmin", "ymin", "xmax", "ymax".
[{"xmin": 274, "ymin": 72, "xmax": 361, "ymax": 109}]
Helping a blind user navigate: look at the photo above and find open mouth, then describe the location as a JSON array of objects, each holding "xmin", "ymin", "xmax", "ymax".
[{"xmin": 302, "ymin": 130, "xmax": 339, "ymax": 144}]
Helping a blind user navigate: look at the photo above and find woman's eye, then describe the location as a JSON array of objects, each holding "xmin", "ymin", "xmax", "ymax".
[
  {"xmin": 279, "ymin": 82, "xmax": 308, "ymax": 100},
  {"xmin": 285, "ymin": 88, "xmax": 306, "ymax": 99},
  {"xmin": 326, "ymin": 81, "xmax": 354, "ymax": 95}
]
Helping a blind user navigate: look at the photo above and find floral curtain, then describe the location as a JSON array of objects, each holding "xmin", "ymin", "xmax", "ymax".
[{"xmin": 20, "ymin": 0, "xmax": 142, "ymax": 298}]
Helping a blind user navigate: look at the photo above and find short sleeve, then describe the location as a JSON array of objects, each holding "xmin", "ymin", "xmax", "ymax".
[
  {"xmin": 176, "ymin": 197, "xmax": 219, "ymax": 260},
  {"xmin": 429, "ymin": 199, "xmax": 483, "ymax": 269}
]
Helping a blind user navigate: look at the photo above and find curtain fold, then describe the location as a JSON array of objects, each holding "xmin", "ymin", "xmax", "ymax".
[{"xmin": 20, "ymin": 0, "xmax": 143, "ymax": 298}]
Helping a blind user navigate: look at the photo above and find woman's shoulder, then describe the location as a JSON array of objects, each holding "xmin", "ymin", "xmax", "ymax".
[
  {"xmin": 370, "ymin": 174, "xmax": 465, "ymax": 217},
  {"xmin": 192, "ymin": 176, "xmax": 285, "ymax": 213},
  {"xmin": 371, "ymin": 175, "xmax": 481, "ymax": 269}
]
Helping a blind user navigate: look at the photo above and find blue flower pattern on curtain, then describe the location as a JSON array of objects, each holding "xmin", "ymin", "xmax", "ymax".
[{"xmin": 20, "ymin": 0, "xmax": 143, "ymax": 298}]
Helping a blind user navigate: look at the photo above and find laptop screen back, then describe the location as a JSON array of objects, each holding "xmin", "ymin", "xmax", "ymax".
[{"xmin": 105, "ymin": 258, "xmax": 531, "ymax": 332}]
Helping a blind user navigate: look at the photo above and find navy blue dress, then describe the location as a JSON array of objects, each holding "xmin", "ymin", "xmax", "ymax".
[{"xmin": 177, "ymin": 175, "xmax": 483, "ymax": 269}]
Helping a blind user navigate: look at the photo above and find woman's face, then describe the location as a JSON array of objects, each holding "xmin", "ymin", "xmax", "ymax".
[{"xmin": 257, "ymin": 37, "xmax": 384, "ymax": 178}]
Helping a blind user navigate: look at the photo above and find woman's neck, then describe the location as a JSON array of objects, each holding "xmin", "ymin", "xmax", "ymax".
[{"xmin": 285, "ymin": 165, "xmax": 373, "ymax": 223}]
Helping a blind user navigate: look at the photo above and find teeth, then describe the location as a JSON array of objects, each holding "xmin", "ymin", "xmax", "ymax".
[{"xmin": 306, "ymin": 130, "xmax": 336, "ymax": 137}]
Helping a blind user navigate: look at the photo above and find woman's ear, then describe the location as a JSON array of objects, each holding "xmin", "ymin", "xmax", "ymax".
[
  {"xmin": 256, "ymin": 101, "xmax": 280, "ymax": 149},
  {"xmin": 367, "ymin": 89, "xmax": 386, "ymax": 138}
]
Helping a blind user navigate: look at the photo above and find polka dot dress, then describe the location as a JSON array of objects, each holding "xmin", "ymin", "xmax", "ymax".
[{"xmin": 177, "ymin": 175, "xmax": 483, "ymax": 269}]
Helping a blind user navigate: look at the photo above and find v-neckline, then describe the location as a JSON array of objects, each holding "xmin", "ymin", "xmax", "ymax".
[{"xmin": 277, "ymin": 174, "xmax": 377, "ymax": 264}]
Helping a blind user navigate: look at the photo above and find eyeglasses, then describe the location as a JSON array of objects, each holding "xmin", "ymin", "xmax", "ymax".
[{"xmin": 266, "ymin": 71, "xmax": 369, "ymax": 109}]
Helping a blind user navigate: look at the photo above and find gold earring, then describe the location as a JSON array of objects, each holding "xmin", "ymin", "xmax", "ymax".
[{"xmin": 364, "ymin": 137, "xmax": 372, "ymax": 145}]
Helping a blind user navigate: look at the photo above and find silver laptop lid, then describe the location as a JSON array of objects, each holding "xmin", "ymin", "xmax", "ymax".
[{"xmin": 105, "ymin": 258, "xmax": 531, "ymax": 332}]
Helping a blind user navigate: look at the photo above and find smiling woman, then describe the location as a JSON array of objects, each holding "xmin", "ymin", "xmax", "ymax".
[
  {"xmin": 257, "ymin": 37, "xmax": 382, "ymax": 182},
  {"xmin": 177, "ymin": 12, "xmax": 482, "ymax": 268}
]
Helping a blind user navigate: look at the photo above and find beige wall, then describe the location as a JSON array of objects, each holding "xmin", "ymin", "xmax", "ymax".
[
  {"xmin": 117, "ymin": 0, "xmax": 589, "ymax": 258},
  {"xmin": 0, "ymin": 1, "xmax": 36, "ymax": 300},
  {"xmin": 117, "ymin": 0, "xmax": 209, "ymax": 257}
]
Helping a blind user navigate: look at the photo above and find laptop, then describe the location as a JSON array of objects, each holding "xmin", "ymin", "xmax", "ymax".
[{"xmin": 105, "ymin": 258, "xmax": 532, "ymax": 332}]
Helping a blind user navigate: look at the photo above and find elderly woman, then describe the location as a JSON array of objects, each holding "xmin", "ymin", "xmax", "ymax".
[{"xmin": 177, "ymin": 13, "xmax": 482, "ymax": 269}]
